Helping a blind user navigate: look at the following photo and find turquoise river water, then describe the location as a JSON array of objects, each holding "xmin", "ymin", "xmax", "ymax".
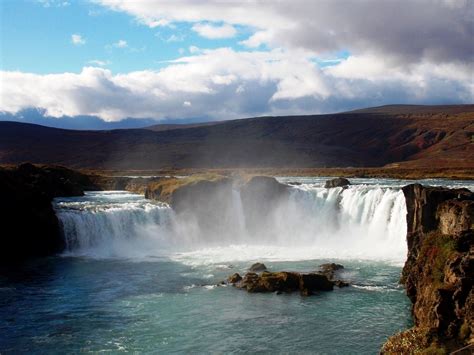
[{"xmin": 1, "ymin": 177, "xmax": 472, "ymax": 353}]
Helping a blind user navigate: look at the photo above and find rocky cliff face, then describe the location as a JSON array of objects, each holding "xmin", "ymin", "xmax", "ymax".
[
  {"xmin": 382, "ymin": 184, "xmax": 473, "ymax": 353},
  {"xmin": 144, "ymin": 175, "xmax": 289, "ymax": 238},
  {"xmin": 239, "ymin": 176, "xmax": 289, "ymax": 235},
  {"xmin": 0, "ymin": 163, "xmax": 99, "ymax": 262}
]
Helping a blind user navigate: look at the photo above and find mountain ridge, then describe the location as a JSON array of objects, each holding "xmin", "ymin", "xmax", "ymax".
[{"xmin": 1, "ymin": 105, "xmax": 472, "ymax": 170}]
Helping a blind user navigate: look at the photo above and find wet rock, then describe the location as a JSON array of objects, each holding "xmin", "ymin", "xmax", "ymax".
[
  {"xmin": 249, "ymin": 262, "xmax": 267, "ymax": 272},
  {"xmin": 333, "ymin": 280, "xmax": 350, "ymax": 288},
  {"xmin": 324, "ymin": 177, "xmax": 351, "ymax": 188},
  {"xmin": 299, "ymin": 273, "xmax": 334, "ymax": 294},
  {"xmin": 227, "ymin": 273, "xmax": 242, "ymax": 284},
  {"xmin": 319, "ymin": 263, "xmax": 344, "ymax": 280},
  {"xmin": 227, "ymin": 271, "xmax": 335, "ymax": 295}
]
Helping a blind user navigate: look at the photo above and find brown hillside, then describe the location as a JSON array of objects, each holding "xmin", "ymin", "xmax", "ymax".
[{"xmin": 0, "ymin": 105, "xmax": 472, "ymax": 170}]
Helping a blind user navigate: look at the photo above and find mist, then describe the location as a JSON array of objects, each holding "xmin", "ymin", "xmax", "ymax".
[{"xmin": 54, "ymin": 183, "xmax": 407, "ymax": 265}]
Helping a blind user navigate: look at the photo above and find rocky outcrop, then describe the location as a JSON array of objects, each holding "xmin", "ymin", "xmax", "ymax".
[
  {"xmin": 324, "ymin": 177, "xmax": 351, "ymax": 188},
  {"xmin": 91, "ymin": 175, "xmax": 161, "ymax": 194},
  {"xmin": 249, "ymin": 262, "xmax": 268, "ymax": 272},
  {"xmin": 382, "ymin": 184, "xmax": 473, "ymax": 354},
  {"xmin": 318, "ymin": 263, "xmax": 348, "ymax": 287},
  {"xmin": 240, "ymin": 176, "xmax": 289, "ymax": 234},
  {"xmin": 145, "ymin": 175, "xmax": 290, "ymax": 239},
  {"xmin": 0, "ymin": 163, "xmax": 99, "ymax": 262},
  {"xmin": 227, "ymin": 271, "xmax": 335, "ymax": 295},
  {"xmin": 144, "ymin": 174, "xmax": 236, "ymax": 237}
]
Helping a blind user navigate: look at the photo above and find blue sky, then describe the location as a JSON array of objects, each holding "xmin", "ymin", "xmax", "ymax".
[
  {"xmin": 1, "ymin": 1, "xmax": 256, "ymax": 73},
  {"xmin": 0, "ymin": 0, "xmax": 472, "ymax": 128}
]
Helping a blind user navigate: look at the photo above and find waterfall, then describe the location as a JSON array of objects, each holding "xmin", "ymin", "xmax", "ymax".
[
  {"xmin": 54, "ymin": 192, "xmax": 175, "ymax": 257},
  {"xmin": 54, "ymin": 185, "xmax": 407, "ymax": 263}
]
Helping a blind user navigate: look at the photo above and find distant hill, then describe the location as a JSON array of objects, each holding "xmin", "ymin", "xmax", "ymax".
[
  {"xmin": 0, "ymin": 105, "xmax": 472, "ymax": 170},
  {"xmin": 146, "ymin": 121, "xmax": 220, "ymax": 132}
]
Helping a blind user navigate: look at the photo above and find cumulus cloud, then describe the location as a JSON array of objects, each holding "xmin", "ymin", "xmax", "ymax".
[
  {"xmin": 71, "ymin": 34, "xmax": 86, "ymax": 45},
  {"xmin": 2, "ymin": 1, "xmax": 472, "ymax": 122},
  {"xmin": 95, "ymin": 0, "xmax": 474, "ymax": 66},
  {"xmin": 192, "ymin": 23, "xmax": 237, "ymax": 39},
  {"xmin": 1, "ymin": 48, "xmax": 472, "ymax": 121}
]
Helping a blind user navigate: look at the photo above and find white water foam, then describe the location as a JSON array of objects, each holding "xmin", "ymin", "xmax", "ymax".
[{"xmin": 54, "ymin": 185, "xmax": 408, "ymax": 264}]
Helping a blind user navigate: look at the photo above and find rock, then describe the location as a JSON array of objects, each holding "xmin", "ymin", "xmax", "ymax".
[
  {"xmin": 227, "ymin": 273, "xmax": 242, "ymax": 284},
  {"xmin": 319, "ymin": 263, "xmax": 344, "ymax": 280},
  {"xmin": 0, "ymin": 164, "xmax": 99, "ymax": 262},
  {"xmin": 240, "ymin": 176, "xmax": 289, "ymax": 234},
  {"xmin": 299, "ymin": 273, "xmax": 334, "ymax": 294},
  {"xmin": 383, "ymin": 184, "xmax": 474, "ymax": 353},
  {"xmin": 249, "ymin": 262, "xmax": 267, "ymax": 272},
  {"xmin": 145, "ymin": 175, "xmax": 240, "ymax": 240},
  {"xmin": 227, "ymin": 270, "xmax": 336, "ymax": 295},
  {"xmin": 333, "ymin": 280, "xmax": 349, "ymax": 288},
  {"xmin": 324, "ymin": 177, "xmax": 351, "ymax": 188}
]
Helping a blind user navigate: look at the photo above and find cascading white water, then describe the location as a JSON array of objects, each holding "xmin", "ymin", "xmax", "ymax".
[
  {"xmin": 54, "ymin": 192, "xmax": 175, "ymax": 257},
  {"xmin": 54, "ymin": 185, "xmax": 407, "ymax": 264}
]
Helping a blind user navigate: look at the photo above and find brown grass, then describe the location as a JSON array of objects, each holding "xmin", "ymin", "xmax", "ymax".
[
  {"xmin": 146, "ymin": 172, "xmax": 225, "ymax": 202},
  {"xmin": 79, "ymin": 167, "xmax": 474, "ymax": 180}
]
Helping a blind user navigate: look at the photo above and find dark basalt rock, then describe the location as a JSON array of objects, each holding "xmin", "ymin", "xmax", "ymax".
[
  {"xmin": 227, "ymin": 273, "xmax": 242, "ymax": 284},
  {"xmin": 324, "ymin": 177, "xmax": 351, "ymax": 188},
  {"xmin": 382, "ymin": 184, "xmax": 474, "ymax": 353},
  {"xmin": 249, "ymin": 262, "xmax": 267, "ymax": 272},
  {"xmin": 228, "ymin": 271, "xmax": 336, "ymax": 295},
  {"xmin": 0, "ymin": 164, "xmax": 100, "ymax": 263},
  {"xmin": 319, "ymin": 263, "xmax": 344, "ymax": 280},
  {"xmin": 318, "ymin": 263, "xmax": 347, "ymax": 287},
  {"xmin": 333, "ymin": 280, "xmax": 349, "ymax": 288}
]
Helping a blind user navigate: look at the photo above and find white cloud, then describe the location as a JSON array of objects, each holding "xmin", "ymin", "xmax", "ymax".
[
  {"xmin": 166, "ymin": 34, "xmax": 185, "ymax": 42},
  {"xmin": 94, "ymin": 0, "xmax": 473, "ymax": 66},
  {"xmin": 87, "ymin": 59, "xmax": 111, "ymax": 66},
  {"xmin": 113, "ymin": 39, "xmax": 128, "ymax": 48},
  {"xmin": 71, "ymin": 34, "xmax": 86, "ymax": 45},
  {"xmin": 192, "ymin": 23, "xmax": 237, "ymax": 39},
  {"xmin": 155, "ymin": 32, "xmax": 185, "ymax": 42},
  {"xmin": 37, "ymin": 0, "xmax": 70, "ymax": 8},
  {"xmin": 189, "ymin": 46, "xmax": 200, "ymax": 54},
  {"xmin": 1, "ymin": 48, "xmax": 472, "ymax": 122}
]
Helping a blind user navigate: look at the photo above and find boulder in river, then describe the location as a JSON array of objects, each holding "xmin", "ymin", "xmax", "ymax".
[
  {"xmin": 324, "ymin": 177, "xmax": 351, "ymax": 188},
  {"xmin": 227, "ymin": 273, "xmax": 243, "ymax": 284},
  {"xmin": 319, "ymin": 263, "xmax": 344, "ymax": 280},
  {"xmin": 228, "ymin": 271, "xmax": 336, "ymax": 295},
  {"xmin": 249, "ymin": 262, "xmax": 267, "ymax": 272}
]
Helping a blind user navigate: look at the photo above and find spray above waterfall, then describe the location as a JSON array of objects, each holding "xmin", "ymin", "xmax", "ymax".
[{"xmin": 54, "ymin": 182, "xmax": 408, "ymax": 264}]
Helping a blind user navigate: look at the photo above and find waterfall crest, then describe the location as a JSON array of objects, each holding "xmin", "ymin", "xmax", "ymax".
[{"xmin": 54, "ymin": 185, "xmax": 407, "ymax": 263}]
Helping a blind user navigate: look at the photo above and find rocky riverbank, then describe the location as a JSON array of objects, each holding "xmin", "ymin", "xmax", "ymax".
[{"xmin": 382, "ymin": 184, "xmax": 473, "ymax": 353}]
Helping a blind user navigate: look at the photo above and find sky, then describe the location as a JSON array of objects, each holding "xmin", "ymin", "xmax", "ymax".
[{"xmin": 0, "ymin": 0, "xmax": 473, "ymax": 127}]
